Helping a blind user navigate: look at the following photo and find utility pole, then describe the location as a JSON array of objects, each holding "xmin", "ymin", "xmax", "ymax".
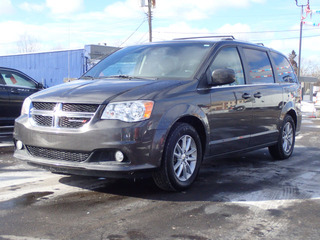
[
  {"xmin": 295, "ymin": 0, "xmax": 309, "ymax": 81},
  {"xmin": 141, "ymin": 0, "xmax": 154, "ymax": 42},
  {"xmin": 148, "ymin": 0, "xmax": 152, "ymax": 42}
]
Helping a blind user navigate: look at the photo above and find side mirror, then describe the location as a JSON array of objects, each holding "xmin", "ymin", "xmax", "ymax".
[
  {"xmin": 209, "ymin": 68, "xmax": 236, "ymax": 86},
  {"xmin": 37, "ymin": 82, "xmax": 45, "ymax": 89}
]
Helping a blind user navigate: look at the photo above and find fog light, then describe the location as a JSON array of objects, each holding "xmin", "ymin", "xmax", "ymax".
[
  {"xmin": 16, "ymin": 140, "xmax": 24, "ymax": 150},
  {"xmin": 115, "ymin": 151, "xmax": 124, "ymax": 162}
]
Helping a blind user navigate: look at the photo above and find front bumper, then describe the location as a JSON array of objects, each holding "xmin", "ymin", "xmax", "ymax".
[
  {"xmin": 14, "ymin": 115, "xmax": 166, "ymax": 178},
  {"xmin": 14, "ymin": 150, "xmax": 157, "ymax": 178}
]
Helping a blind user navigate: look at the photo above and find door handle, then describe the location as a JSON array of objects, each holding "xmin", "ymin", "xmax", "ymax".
[
  {"xmin": 242, "ymin": 93, "xmax": 251, "ymax": 99},
  {"xmin": 10, "ymin": 89, "xmax": 20, "ymax": 94},
  {"xmin": 254, "ymin": 92, "xmax": 262, "ymax": 98}
]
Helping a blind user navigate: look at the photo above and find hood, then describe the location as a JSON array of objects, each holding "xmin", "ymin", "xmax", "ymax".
[{"xmin": 30, "ymin": 78, "xmax": 182, "ymax": 104}]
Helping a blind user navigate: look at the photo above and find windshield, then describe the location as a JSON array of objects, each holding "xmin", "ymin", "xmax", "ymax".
[{"xmin": 82, "ymin": 42, "xmax": 213, "ymax": 80}]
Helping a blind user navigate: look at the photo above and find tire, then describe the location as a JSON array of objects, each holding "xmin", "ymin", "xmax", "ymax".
[
  {"xmin": 268, "ymin": 115, "xmax": 295, "ymax": 160},
  {"xmin": 152, "ymin": 123, "xmax": 202, "ymax": 191}
]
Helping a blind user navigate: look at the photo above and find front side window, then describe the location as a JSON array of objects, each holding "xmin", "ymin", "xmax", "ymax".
[
  {"xmin": 208, "ymin": 47, "xmax": 245, "ymax": 85},
  {"xmin": 270, "ymin": 52, "xmax": 298, "ymax": 83},
  {"xmin": 0, "ymin": 71, "xmax": 37, "ymax": 88},
  {"xmin": 243, "ymin": 48, "xmax": 275, "ymax": 84},
  {"xmin": 83, "ymin": 43, "xmax": 213, "ymax": 80}
]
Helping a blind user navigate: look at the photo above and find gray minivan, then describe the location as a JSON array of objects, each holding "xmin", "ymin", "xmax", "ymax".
[{"xmin": 14, "ymin": 37, "xmax": 301, "ymax": 191}]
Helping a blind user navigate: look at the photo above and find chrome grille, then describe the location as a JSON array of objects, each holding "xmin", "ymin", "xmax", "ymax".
[
  {"xmin": 32, "ymin": 115, "xmax": 53, "ymax": 126},
  {"xmin": 30, "ymin": 102, "xmax": 99, "ymax": 129},
  {"xmin": 59, "ymin": 117, "xmax": 91, "ymax": 128},
  {"xmin": 33, "ymin": 102, "xmax": 56, "ymax": 111},
  {"xmin": 62, "ymin": 104, "xmax": 98, "ymax": 113},
  {"xmin": 26, "ymin": 145, "xmax": 90, "ymax": 162}
]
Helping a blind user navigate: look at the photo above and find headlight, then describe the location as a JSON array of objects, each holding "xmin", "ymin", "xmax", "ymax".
[
  {"xmin": 21, "ymin": 97, "xmax": 32, "ymax": 116},
  {"xmin": 101, "ymin": 100, "xmax": 154, "ymax": 122}
]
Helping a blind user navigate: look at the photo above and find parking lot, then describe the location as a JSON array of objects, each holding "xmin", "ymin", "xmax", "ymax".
[{"xmin": 0, "ymin": 118, "xmax": 320, "ymax": 240}]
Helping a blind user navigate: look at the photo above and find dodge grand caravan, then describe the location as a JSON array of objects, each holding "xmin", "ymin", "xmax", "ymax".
[{"xmin": 14, "ymin": 37, "xmax": 302, "ymax": 191}]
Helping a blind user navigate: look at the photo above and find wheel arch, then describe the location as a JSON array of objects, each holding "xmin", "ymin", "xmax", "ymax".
[
  {"xmin": 152, "ymin": 104, "xmax": 210, "ymax": 168},
  {"xmin": 152, "ymin": 116, "xmax": 207, "ymax": 191},
  {"xmin": 286, "ymin": 109, "xmax": 298, "ymax": 129},
  {"xmin": 281, "ymin": 101, "xmax": 298, "ymax": 130},
  {"xmin": 175, "ymin": 116, "xmax": 207, "ymax": 156}
]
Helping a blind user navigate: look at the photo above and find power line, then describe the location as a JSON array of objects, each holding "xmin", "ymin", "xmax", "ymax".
[
  {"xmin": 155, "ymin": 27, "xmax": 319, "ymax": 35},
  {"xmin": 119, "ymin": 19, "xmax": 147, "ymax": 47},
  {"xmin": 137, "ymin": 31, "xmax": 149, "ymax": 43},
  {"xmin": 252, "ymin": 34, "xmax": 320, "ymax": 42}
]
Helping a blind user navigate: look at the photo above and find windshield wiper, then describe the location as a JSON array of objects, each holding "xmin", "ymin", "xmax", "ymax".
[
  {"xmin": 105, "ymin": 75, "xmax": 133, "ymax": 79},
  {"xmin": 101, "ymin": 75, "xmax": 158, "ymax": 80},
  {"xmin": 80, "ymin": 75, "xmax": 130, "ymax": 80},
  {"xmin": 80, "ymin": 76, "xmax": 95, "ymax": 80}
]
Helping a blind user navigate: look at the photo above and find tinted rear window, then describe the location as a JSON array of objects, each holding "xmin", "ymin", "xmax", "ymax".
[
  {"xmin": 243, "ymin": 48, "xmax": 275, "ymax": 84},
  {"xmin": 271, "ymin": 52, "xmax": 298, "ymax": 83}
]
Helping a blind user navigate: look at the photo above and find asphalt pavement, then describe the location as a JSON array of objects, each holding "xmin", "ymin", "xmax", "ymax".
[{"xmin": 0, "ymin": 118, "xmax": 320, "ymax": 240}]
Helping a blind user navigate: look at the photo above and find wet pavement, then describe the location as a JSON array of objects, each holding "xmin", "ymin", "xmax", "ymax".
[{"xmin": 0, "ymin": 119, "xmax": 320, "ymax": 240}]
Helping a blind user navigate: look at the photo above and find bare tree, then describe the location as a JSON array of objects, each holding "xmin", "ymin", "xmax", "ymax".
[
  {"xmin": 17, "ymin": 33, "xmax": 40, "ymax": 53},
  {"xmin": 300, "ymin": 59, "xmax": 320, "ymax": 87},
  {"xmin": 288, "ymin": 50, "xmax": 320, "ymax": 84},
  {"xmin": 289, "ymin": 50, "xmax": 298, "ymax": 75},
  {"xmin": 301, "ymin": 59, "xmax": 320, "ymax": 78}
]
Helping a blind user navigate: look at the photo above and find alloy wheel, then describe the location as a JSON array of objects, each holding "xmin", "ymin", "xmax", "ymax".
[
  {"xmin": 282, "ymin": 122, "xmax": 293, "ymax": 154},
  {"xmin": 173, "ymin": 135, "xmax": 197, "ymax": 181}
]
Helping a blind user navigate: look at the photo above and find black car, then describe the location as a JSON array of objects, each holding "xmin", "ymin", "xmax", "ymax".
[
  {"xmin": 0, "ymin": 67, "xmax": 44, "ymax": 137},
  {"xmin": 13, "ymin": 37, "xmax": 302, "ymax": 191}
]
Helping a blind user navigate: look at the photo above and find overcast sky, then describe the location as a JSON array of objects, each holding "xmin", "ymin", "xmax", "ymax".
[{"xmin": 1, "ymin": 0, "xmax": 320, "ymax": 63}]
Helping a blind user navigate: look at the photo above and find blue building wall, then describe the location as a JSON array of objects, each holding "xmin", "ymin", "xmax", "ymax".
[{"xmin": 0, "ymin": 49, "xmax": 85, "ymax": 87}]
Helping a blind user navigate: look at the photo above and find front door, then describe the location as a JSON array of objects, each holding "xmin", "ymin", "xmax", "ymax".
[{"xmin": 207, "ymin": 47, "xmax": 253, "ymax": 155}]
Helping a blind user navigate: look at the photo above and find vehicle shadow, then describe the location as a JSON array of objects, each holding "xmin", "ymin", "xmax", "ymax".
[{"xmin": 58, "ymin": 147, "xmax": 320, "ymax": 203}]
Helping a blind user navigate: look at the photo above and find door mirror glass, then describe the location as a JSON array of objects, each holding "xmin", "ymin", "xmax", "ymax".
[{"xmin": 210, "ymin": 68, "xmax": 236, "ymax": 86}]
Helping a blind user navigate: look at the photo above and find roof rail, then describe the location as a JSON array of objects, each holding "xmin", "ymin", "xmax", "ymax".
[
  {"xmin": 173, "ymin": 35, "xmax": 235, "ymax": 41},
  {"xmin": 256, "ymin": 43, "xmax": 265, "ymax": 46}
]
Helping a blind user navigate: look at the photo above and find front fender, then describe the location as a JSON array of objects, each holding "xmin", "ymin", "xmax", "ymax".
[
  {"xmin": 149, "ymin": 104, "xmax": 210, "ymax": 167},
  {"xmin": 157, "ymin": 103, "xmax": 209, "ymax": 131}
]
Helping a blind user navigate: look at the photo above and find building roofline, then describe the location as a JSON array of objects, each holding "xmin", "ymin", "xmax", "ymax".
[{"xmin": 0, "ymin": 48, "xmax": 84, "ymax": 57}]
